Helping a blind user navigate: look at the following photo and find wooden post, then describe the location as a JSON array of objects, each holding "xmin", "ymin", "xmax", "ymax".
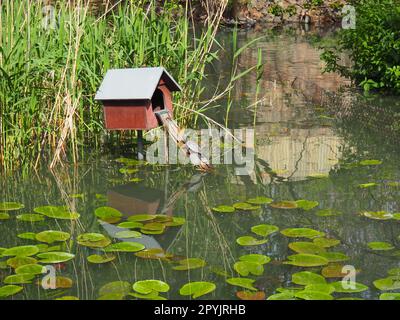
[{"xmin": 137, "ymin": 130, "xmax": 144, "ymax": 160}]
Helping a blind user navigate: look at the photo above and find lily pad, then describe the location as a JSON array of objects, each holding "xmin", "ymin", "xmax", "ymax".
[
  {"xmin": 104, "ymin": 242, "xmax": 145, "ymax": 253},
  {"xmin": 232, "ymin": 202, "xmax": 260, "ymax": 211},
  {"xmin": 129, "ymin": 291, "xmax": 166, "ymax": 300},
  {"xmin": 313, "ymin": 237, "xmax": 340, "ymax": 248},
  {"xmin": 284, "ymin": 254, "xmax": 329, "ymax": 267},
  {"xmin": 239, "ymin": 254, "xmax": 271, "ymax": 265},
  {"xmin": 15, "ymin": 264, "xmax": 46, "ymax": 275},
  {"xmin": 87, "ymin": 254, "xmax": 116, "ymax": 264},
  {"xmin": 173, "ymin": 258, "xmax": 206, "ymax": 270},
  {"xmin": 295, "ymin": 200, "xmax": 319, "ymax": 211},
  {"xmin": 0, "ymin": 202, "xmax": 24, "ymax": 211},
  {"xmin": 4, "ymin": 274, "xmax": 35, "ymax": 284},
  {"xmin": 331, "ymin": 281, "xmax": 368, "ymax": 293},
  {"xmin": 267, "ymin": 292, "xmax": 296, "ymax": 300},
  {"xmin": 277, "ymin": 287, "xmax": 304, "ymax": 295},
  {"xmin": 321, "ymin": 264, "xmax": 356, "ymax": 278},
  {"xmin": 226, "ymin": 278, "xmax": 257, "ymax": 291},
  {"xmin": 34, "ymin": 206, "xmax": 80, "ymax": 220},
  {"xmin": 114, "ymin": 230, "xmax": 142, "ymax": 239},
  {"xmin": 0, "ymin": 212, "xmax": 10, "ymax": 220},
  {"xmin": 236, "ymin": 291, "xmax": 266, "ymax": 300},
  {"xmin": 117, "ymin": 221, "xmax": 144, "ymax": 229},
  {"xmin": 367, "ymin": 241, "xmax": 394, "ymax": 251},
  {"xmin": 17, "ymin": 232, "xmax": 37, "ymax": 240},
  {"xmin": 179, "ymin": 281, "xmax": 216, "ymax": 299},
  {"xmin": 304, "ymin": 283, "xmax": 335, "ymax": 294},
  {"xmin": 133, "ymin": 280, "xmax": 170, "ymax": 294},
  {"xmin": 2, "ymin": 245, "xmax": 39, "ymax": 257},
  {"xmin": 288, "ymin": 242, "xmax": 326, "ymax": 254},
  {"xmin": 361, "ymin": 211, "xmax": 393, "ymax": 220},
  {"xmin": 234, "ymin": 261, "xmax": 264, "ymax": 277},
  {"xmin": 77, "ymin": 233, "xmax": 111, "ymax": 248},
  {"xmin": 37, "ymin": 252, "xmax": 75, "ymax": 263},
  {"xmin": 212, "ymin": 205, "xmax": 235, "ymax": 213},
  {"xmin": 153, "ymin": 215, "xmax": 173, "ymax": 223},
  {"xmin": 315, "ymin": 209, "xmax": 342, "ymax": 217},
  {"xmin": 359, "ymin": 159, "xmax": 382, "ymax": 166},
  {"xmin": 251, "ymin": 224, "xmax": 279, "ymax": 237},
  {"xmin": 0, "ymin": 285, "xmax": 23, "ymax": 298},
  {"xmin": 373, "ymin": 277, "xmax": 400, "ymax": 291},
  {"xmin": 269, "ymin": 201, "xmax": 298, "ymax": 209},
  {"xmin": 358, "ymin": 183, "xmax": 378, "ymax": 188},
  {"xmin": 281, "ymin": 228, "xmax": 325, "ymax": 239},
  {"xmin": 97, "ymin": 293, "xmax": 125, "ymax": 300},
  {"xmin": 236, "ymin": 236, "xmax": 268, "ymax": 246},
  {"xmin": 388, "ymin": 268, "xmax": 400, "ymax": 276},
  {"xmin": 141, "ymin": 222, "xmax": 165, "ymax": 234},
  {"xmin": 40, "ymin": 276, "xmax": 73, "ymax": 289},
  {"xmin": 135, "ymin": 248, "xmax": 172, "ymax": 260},
  {"xmin": 319, "ymin": 252, "xmax": 349, "ymax": 262},
  {"xmin": 95, "ymin": 207, "xmax": 122, "ymax": 223},
  {"xmin": 128, "ymin": 215, "xmax": 157, "ymax": 222},
  {"xmin": 379, "ymin": 293, "xmax": 400, "ymax": 300},
  {"xmin": 164, "ymin": 217, "xmax": 186, "ymax": 227},
  {"xmin": 292, "ymin": 271, "xmax": 326, "ymax": 286},
  {"xmin": 36, "ymin": 230, "xmax": 70, "ymax": 244},
  {"xmin": 99, "ymin": 281, "xmax": 131, "ymax": 296},
  {"xmin": 246, "ymin": 197, "xmax": 273, "ymax": 205},
  {"xmin": 16, "ymin": 214, "xmax": 45, "ymax": 222},
  {"xmin": 119, "ymin": 168, "xmax": 139, "ymax": 174},
  {"xmin": 7, "ymin": 256, "xmax": 37, "ymax": 269},
  {"xmin": 56, "ymin": 296, "xmax": 79, "ymax": 300},
  {"xmin": 295, "ymin": 290, "xmax": 333, "ymax": 300}
]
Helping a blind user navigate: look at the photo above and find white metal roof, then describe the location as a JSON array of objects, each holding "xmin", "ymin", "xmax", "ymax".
[{"xmin": 95, "ymin": 67, "xmax": 182, "ymax": 101}]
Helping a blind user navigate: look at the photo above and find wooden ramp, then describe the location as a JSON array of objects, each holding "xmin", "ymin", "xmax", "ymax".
[{"xmin": 154, "ymin": 110, "xmax": 213, "ymax": 171}]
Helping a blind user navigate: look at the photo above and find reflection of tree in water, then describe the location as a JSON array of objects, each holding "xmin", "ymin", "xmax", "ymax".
[{"xmin": 326, "ymin": 92, "xmax": 400, "ymax": 162}]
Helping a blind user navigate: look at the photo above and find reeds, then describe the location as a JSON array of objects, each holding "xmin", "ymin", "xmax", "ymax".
[{"xmin": 0, "ymin": 0, "xmax": 229, "ymax": 172}]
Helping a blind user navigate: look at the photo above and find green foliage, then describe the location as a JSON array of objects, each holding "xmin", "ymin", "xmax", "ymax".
[
  {"xmin": 285, "ymin": 5, "xmax": 297, "ymax": 17},
  {"xmin": 321, "ymin": 0, "xmax": 400, "ymax": 93},
  {"xmin": 305, "ymin": 0, "xmax": 324, "ymax": 9},
  {"xmin": 269, "ymin": 4, "xmax": 285, "ymax": 17},
  {"xmin": 0, "ymin": 0, "xmax": 223, "ymax": 170}
]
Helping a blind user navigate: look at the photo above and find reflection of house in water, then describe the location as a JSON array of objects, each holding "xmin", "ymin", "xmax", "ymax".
[
  {"xmin": 107, "ymin": 184, "xmax": 173, "ymax": 217},
  {"xmin": 101, "ymin": 174, "xmax": 205, "ymax": 250},
  {"xmin": 101, "ymin": 183, "xmax": 176, "ymax": 251}
]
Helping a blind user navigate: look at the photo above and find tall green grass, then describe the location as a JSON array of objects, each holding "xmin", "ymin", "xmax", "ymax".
[{"xmin": 0, "ymin": 0, "xmax": 228, "ymax": 172}]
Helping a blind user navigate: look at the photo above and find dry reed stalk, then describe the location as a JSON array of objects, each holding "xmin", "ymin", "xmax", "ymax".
[{"xmin": 50, "ymin": 1, "xmax": 89, "ymax": 168}]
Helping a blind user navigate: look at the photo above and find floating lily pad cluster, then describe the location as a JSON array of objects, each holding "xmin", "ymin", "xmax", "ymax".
[
  {"xmin": 233, "ymin": 254, "xmax": 271, "ymax": 277},
  {"xmin": 360, "ymin": 211, "xmax": 400, "ymax": 221},
  {"xmin": 236, "ymin": 224, "xmax": 279, "ymax": 246},
  {"xmin": 373, "ymin": 268, "xmax": 400, "ymax": 293},
  {"xmin": 0, "ymin": 242, "xmax": 75, "ymax": 297},
  {"xmin": 212, "ymin": 196, "xmax": 272, "ymax": 213},
  {"xmin": 268, "ymin": 271, "xmax": 369, "ymax": 300},
  {"xmin": 131, "ymin": 280, "xmax": 170, "ymax": 300},
  {"xmin": 0, "ymin": 152, "xmax": 397, "ymax": 301},
  {"xmin": 281, "ymin": 228, "xmax": 350, "ymax": 267},
  {"xmin": 95, "ymin": 207, "xmax": 186, "ymax": 237},
  {"xmin": 96, "ymin": 279, "xmax": 217, "ymax": 300}
]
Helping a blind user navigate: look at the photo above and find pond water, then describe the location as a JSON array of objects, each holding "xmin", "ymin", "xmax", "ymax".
[{"xmin": 1, "ymin": 26, "xmax": 400, "ymax": 300}]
